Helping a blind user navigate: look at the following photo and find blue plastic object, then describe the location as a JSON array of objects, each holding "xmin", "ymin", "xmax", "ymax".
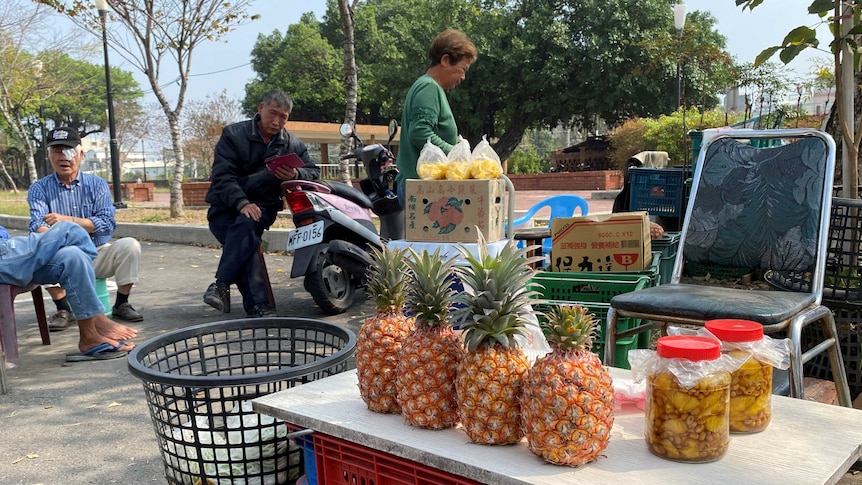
[{"xmin": 508, "ymin": 194, "xmax": 589, "ymax": 256}]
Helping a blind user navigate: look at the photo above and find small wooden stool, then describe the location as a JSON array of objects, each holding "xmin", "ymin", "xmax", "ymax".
[
  {"xmin": 511, "ymin": 227, "xmax": 551, "ymax": 269},
  {"xmin": 258, "ymin": 246, "xmax": 275, "ymax": 309}
]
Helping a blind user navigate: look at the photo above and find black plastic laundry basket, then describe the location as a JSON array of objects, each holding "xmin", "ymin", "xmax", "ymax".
[{"xmin": 127, "ymin": 318, "xmax": 356, "ymax": 485}]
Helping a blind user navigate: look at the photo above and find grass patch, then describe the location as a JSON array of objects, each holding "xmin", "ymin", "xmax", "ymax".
[{"xmin": 0, "ymin": 190, "xmax": 296, "ymax": 229}]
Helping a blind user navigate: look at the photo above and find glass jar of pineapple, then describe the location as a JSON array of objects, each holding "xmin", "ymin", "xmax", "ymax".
[
  {"xmin": 645, "ymin": 336, "xmax": 731, "ymax": 463},
  {"xmin": 705, "ymin": 319, "xmax": 781, "ymax": 434}
]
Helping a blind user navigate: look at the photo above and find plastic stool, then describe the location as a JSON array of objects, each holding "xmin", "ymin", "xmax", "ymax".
[{"xmin": 96, "ymin": 279, "xmax": 112, "ymax": 316}]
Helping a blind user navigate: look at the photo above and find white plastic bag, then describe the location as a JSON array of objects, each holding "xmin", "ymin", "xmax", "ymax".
[
  {"xmin": 417, "ymin": 139, "xmax": 448, "ymax": 180},
  {"xmin": 445, "ymin": 136, "xmax": 473, "ymax": 180},
  {"xmin": 470, "ymin": 135, "xmax": 503, "ymax": 179},
  {"xmin": 515, "ymin": 307, "xmax": 552, "ymax": 364}
]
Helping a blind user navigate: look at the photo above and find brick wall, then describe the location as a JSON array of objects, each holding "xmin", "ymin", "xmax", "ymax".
[
  {"xmin": 182, "ymin": 182, "xmax": 211, "ymax": 207},
  {"xmin": 506, "ymin": 170, "xmax": 622, "ymax": 191},
  {"xmin": 179, "ymin": 171, "xmax": 621, "ymax": 209}
]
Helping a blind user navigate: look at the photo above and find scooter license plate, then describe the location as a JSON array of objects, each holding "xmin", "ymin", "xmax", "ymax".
[{"xmin": 286, "ymin": 221, "xmax": 324, "ymax": 250}]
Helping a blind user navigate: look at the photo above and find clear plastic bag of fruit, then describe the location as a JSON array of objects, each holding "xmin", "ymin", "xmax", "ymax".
[
  {"xmin": 515, "ymin": 307, "xmax": 552, "ymax": 364},
  {"xmin": 445, "ymin": 136, "xmax": 472, "ymax": 180},
  {"xmin": 629, "ymin": 336, "xmax": 747, "ymax": 463},
  {"xmin": 469, "ymin": 135, "xmax": 503, "ymax": 179},
  {"xmin": 416, "ymin": 139, "xmax": 448, "ymax": 180}
]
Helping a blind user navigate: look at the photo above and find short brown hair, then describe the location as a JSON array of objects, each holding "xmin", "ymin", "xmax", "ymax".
[{"xmin": 428, "ymin": 29, "xmax": 477, "ymax": 67}]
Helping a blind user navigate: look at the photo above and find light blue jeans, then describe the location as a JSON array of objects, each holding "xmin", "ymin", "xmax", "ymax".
[{"xmin": 0, "ymin": 222, "xmax": 104, "ymax": 320}]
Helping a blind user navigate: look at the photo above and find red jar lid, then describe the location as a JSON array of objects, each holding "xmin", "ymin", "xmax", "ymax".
[
  {"xmin": 704, "ymin": 319, "xmax": 764, "ymax": 343},
  {"xmin": 656, "ymin": 335, "xmax": 721, "ymax": 361}
]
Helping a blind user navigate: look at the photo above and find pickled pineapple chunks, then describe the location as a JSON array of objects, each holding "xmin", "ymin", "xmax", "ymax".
[
  {"xmin": 728, "ymin": 358, "xmax": 772, "ymax": 433},
  {"xmin": 646, "ymin": 371, "xmax": 730, "ymax": 462}
]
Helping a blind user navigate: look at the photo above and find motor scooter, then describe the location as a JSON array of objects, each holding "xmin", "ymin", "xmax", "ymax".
[{"xmin": 282, "ymin": 120, "xmax": 402, "ymax": 315}]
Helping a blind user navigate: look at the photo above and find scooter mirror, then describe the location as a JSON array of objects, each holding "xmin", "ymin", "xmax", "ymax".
[
  {"xmin": 387, "ymin": 119, "xmax": 398, "ymax": 144},
  {"xmin": 339, "ymin": 123, "xmax": 354, "ymax": 137}
]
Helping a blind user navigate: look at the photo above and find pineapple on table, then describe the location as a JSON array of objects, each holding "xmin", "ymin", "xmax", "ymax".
[
  {"xmin": 396, "ymin": 248, "xmax": 463, "ymax": 429},
  {"xmin": 452, "ymin": 234, "xmax": 543, "ymax": 445},
  {"xmin": 355, "ymin": 246, "xmax": 414, "ymax": 414},
  {"xmin": 521, "ymin": 304, "xmax": 615, "ymax": 466}
]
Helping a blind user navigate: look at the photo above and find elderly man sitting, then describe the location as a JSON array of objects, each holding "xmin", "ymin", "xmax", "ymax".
[{"xmin": 28, "ymin": 127, "xmax": 144, "ymax": 330}]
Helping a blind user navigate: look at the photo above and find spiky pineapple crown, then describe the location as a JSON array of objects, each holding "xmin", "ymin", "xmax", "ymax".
[
  {"xmin": 543, "ymin": 304, "xmax": 598, "ymax": 352},
  {"xmin": 365, "ymin": 246, "xmax": 409, "ymax": 312},
  {"xmin": 404, "ymin": 248, "xmax": 458, "ymax": 327},
  {"xmin": 452, "ymin": 232, "xmax": 542, "ymax": 352}
]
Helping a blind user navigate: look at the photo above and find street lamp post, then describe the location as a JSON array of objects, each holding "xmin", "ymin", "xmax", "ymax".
[
  {"xmin": 141, "ymin": 138, "xmax": 147, "ymax": 183},
  {"xmin": 673, "ymin": 2, "xmax": 687, "ymax": 110},
  {"xmin": 95, "ymin": 0, "xmax": 125, "ymax": 208}
]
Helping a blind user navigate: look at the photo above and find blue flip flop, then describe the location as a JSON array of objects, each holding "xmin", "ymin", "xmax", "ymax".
[{"xmin": 65, "ymin": 341, "xmax": 129, "ymax": 362}]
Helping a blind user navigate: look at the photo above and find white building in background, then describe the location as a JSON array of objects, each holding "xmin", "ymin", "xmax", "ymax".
[{"xmin": 81, "ymin": 137, "xmax": 108, "ymax": 174}]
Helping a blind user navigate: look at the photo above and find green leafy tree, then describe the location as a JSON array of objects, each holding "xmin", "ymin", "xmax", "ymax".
[
  {"xmin": 246, "ymin": 15, "xmax": 344, "ymax": 121},
  {"xmin": 737, "ymin": 0, "xmax": 859, "ymax": 197},
  {"xmin": 256, "ymin": 0, "xmax": 733, "ymax": 163},
  {"xmin": 41, "ymin": 0, "xmax": 260, "ymax": 217}
]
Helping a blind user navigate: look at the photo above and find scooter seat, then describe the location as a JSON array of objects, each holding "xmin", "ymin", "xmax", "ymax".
[{"xmin": 324, "ymin": 181, "xmax": 374, "ymax": 209}]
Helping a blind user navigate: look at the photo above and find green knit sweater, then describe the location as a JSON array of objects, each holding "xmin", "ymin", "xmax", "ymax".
[{"xmin": 395, "ymin": 74, "xmax": 458, "ymax": 184}]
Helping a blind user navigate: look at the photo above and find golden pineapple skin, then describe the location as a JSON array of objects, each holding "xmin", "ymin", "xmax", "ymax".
[
  {"xmin": 521, "ymin": 349, "xmax": 615, "ymax": 466},
  {"xmin": 355, "ymin": 309, "xmax": 415, "ymax": 413},
  {"xmin": 396, "ymin": 327, "xmax": 464, "ymax": 429},
  {"xmin": 456, "ymin": 344, "xmax": 529, "ymax": 444}
]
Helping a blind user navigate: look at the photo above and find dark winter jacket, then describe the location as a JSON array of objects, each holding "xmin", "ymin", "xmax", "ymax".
[{"xmin": 205, "ymin": 114, "xmax": 320, "ymax": 214}]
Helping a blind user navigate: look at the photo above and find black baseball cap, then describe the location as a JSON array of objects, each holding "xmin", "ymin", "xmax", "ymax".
[{"xmin": 46, "ymin": 127, "xmax": 82, "ymax": 147}]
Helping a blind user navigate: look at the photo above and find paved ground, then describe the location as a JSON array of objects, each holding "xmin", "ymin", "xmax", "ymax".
[{"xmin": 1, "ymin": 190, "xmax": 860, "ymax": 485}]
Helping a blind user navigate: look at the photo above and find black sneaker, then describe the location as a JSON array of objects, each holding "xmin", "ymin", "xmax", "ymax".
[
  {"xmin": 203, "ymin": 281, "xmax": 230, "ymax": 313},
  {"xmin": 246, "ymin": 304, "xmax": 276, "ymax": 318}
]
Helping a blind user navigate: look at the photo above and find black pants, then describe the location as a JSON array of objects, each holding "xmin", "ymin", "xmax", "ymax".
[{"xmin": 208, "ymin": 204, "xmax": 277, "ymax": 313}]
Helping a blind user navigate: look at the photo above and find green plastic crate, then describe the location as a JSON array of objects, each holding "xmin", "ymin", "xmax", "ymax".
[
  {"xmin": 527, "ymin": 272, "xmax": 651, "ymax": 304},
  {"xmin": 651, "ymin": 232, "xmax": 680, "ymax": 285},
  {"xmin": 528, "ymin": 272, "xmax": 653, "ymax": 369},
  {"xmin": 531, "ymin": 302, "xmax": 640, "ymax": 369}
]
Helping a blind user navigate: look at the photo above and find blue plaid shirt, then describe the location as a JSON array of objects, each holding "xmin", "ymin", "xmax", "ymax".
[{"xmin": 27, "ymin": 172, "xmax": 116, "ymax": 247}]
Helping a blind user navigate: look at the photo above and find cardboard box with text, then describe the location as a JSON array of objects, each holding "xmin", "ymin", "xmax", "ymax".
[
  {"xmin": 549, "ymin": 211, "xmax": 652, "ymax": 272},
  {"xmin": 405, "ymin": 179, "xmax": 505, "ymax": 243}
]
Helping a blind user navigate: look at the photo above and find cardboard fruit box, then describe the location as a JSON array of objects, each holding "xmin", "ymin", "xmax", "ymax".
[
  {"xmin": 404, "ymin": 179, "xmax": 505, "ymax": 243},
  {"xmin": 549, "ymin": 211, "xmax": 652, "ymax": 272}
]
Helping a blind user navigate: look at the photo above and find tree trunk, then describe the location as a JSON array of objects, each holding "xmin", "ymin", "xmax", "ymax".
[
  {"xmin": 824, "ymin": 49, "xmax": 862, "ymax": 197},
  {"xmin": 338, "ymin": 0, "xmax": 358, "ymax": 184},
  {"xmin": 0, "ymin": 157, "xmax": 19, "ymax": 192},
  {"xmin": 167, "ymin": 112, "xmax": 186, "ymax": 218}
]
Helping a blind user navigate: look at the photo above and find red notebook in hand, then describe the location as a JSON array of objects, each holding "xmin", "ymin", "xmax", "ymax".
[{"xmin": 265, "ymin": 153, "xmax": 304, "ymax": 171}]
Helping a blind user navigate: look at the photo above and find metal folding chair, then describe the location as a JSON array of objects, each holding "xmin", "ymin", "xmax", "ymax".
[{"xmin": 605, "ymin": 129, "xmax": 853, "ymax": 406}]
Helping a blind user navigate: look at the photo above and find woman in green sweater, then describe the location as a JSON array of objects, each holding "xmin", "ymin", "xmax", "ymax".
[{"xmin": 395, "ymin": 29, "xmax": 477, "ymax": 203}]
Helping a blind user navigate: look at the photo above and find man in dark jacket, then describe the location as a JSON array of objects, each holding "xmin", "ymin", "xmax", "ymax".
[{"xmin": 203, "ymin": 89, "xmax": 320, "ymax": 317}]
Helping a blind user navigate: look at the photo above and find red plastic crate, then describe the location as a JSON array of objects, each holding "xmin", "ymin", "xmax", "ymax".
[{"xmin": 314, "ymin": 432, "xmax": 482, "ymax": 485}]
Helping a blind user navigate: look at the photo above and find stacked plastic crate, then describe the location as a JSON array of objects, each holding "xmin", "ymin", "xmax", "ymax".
[{"xmin": 527, "ymin": 251, "xmax": 661, "ymax": 369}]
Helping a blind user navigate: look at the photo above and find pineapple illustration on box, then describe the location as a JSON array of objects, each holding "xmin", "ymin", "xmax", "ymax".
[{"xmin": 405, "ymin": 179, "xmax": 505, "ymax": 243}]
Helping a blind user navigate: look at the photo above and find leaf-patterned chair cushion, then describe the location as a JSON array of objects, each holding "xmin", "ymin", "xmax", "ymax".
[{"xmin": 684, "ymin": 136, "xmax": 827, "ymax": 273}]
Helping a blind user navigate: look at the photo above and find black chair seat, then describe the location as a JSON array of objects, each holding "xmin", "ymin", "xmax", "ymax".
[{"xmin": 610, "ymin": 284, "xmax": 817, "ymax": 325}]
